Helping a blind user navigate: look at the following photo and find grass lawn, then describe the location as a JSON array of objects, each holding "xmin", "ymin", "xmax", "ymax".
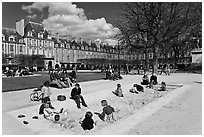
[{"xmin": 2, "ymin": 72, "xmax": 106, "ymax": 92}]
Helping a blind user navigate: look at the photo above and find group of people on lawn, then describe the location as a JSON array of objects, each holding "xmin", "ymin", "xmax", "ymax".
[
  {"xmin": 105, "ymin": 68, "xmax": 122, "ymax": 80},
  {"xmin": 49, "ymin": 70, "xmax": 76, "ymax": 89},
  {"xmin": 38, "ymin": 71, "xmax": 166, "ymax": 131}
]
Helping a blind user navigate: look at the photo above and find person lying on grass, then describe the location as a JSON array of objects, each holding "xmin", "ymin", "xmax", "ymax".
[
  {"xmin": 112, "ymin": 83, "xmax": 124, "ymax": 97},
  {"xmin": 79, "ymin": 111, "xmax": 96, "ymax": 131},
  {"xmin": 129, "ymin": 84, "xmax": 144, "ymax": 94},
  {"xmin": 94, "ymin": 100, "xmax": 116, "ymax": 123}
]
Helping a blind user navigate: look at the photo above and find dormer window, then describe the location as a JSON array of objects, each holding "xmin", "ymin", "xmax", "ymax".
[
  {"xmin": 9, "ymin": 36, "xmax": 15, "ymax": 42},
  {"xmin": 38, "ymin": 33, "xmax": 43, "ymax": 38},
  {"xmin": 61, "ymin": 43, "xmax": 64, "ymax": 48},
  {"xmin": 19, "ymin": 39, "xmax": 24, "ymax": 43},
  {"xmin": 47, "ymin": 35, "xmax": 51, "ymax": 39},
  {"xmin": 28, "ymin": 31, "xmax": 32, "ymax": 37},
  {"xmin": 2, "ymin": 35, "xmax": 5, "ymax": 41}
]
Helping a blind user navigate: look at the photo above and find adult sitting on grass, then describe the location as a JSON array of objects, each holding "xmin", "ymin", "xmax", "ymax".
[
  {"xmin": 56, "ymin": 71, "xmax": 69, "ymax": 88},
  {"xmin": 50, "ymin": 70, "xmax": 63, "ymax": 88},
  {"xmin": 70, "ymin": 83, "xmax": 88, "ymax": 109},
  {"xmin": 69, "ymin": 70, "xmax": 77, "ymax": 83},
  {"xmin": 61, "ymin": 70, "xmax": 73, "ymax": 87}
]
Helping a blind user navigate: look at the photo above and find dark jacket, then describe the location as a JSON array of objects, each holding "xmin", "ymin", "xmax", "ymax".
[
  {"xmin": 103, "ymin": 105, "xmax": 115, "ymax": 115},
  {"xmin": 71, "ymin": 87, "xmax": 81, "ymax": 97},
  {"xmin": 150, "ymin": 75, "xmax": 157, "ymax": 82},
  {"xmin": 81, "ymin": 117, "xmax": 94, "ymax": 130}
]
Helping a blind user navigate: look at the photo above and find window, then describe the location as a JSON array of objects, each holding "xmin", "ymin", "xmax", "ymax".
[
  {"xmin": 47, "ymin": 35, "xmax": 51, "ymax": 39},
  {"xmin": 38, "ymin": 33, "xmax": 43, "ymax": 38},
  {"xmin": 2, "ymin": 44, "xmax": 4, "ymax": 52},
  {"xmin": 10, "ymin": 45, "xmax": 14, "ymax": 52},
  {"xmin": 32, "ymin": 49, "xmax": 35, "ymax": 55},
  {"xmin": 33, "ymin": 39, "xmax": 36, "ymax": 46},
  {"xmin": 9, "ymin": 37, "xmax": 14, "ymax": 42},
  {"xmin": 2, "ymin": 36, "xmax": 5, "ymax": 41},
  {"xmin": 20, "ymin": 46, "xmax": 23, "ymax": 52},
  {"xmin": 28, "ymin": 31, "xmax": 32, "ymax": 37}
]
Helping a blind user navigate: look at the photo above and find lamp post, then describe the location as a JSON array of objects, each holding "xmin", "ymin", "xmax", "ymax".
[{"xmin": 117, "ymin": 40, "xmax": 121, "ymax": 75}]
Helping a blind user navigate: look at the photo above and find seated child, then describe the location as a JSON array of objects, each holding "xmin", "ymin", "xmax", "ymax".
[
  {"xmin": 80, "ymin": 111, "xmax": 95, "ymax": 131},
  {"xmin": 129, "ymin": 84, "xmax": 144, "ymax": 93},
  {"xmin": 141, "ymin": 73, "xmax": 149, "ymax": 85},
  {"xmin": 148, "ymin": 73, "xmax": 158, "ymax": 89},
  {"xmin": 39, "ymin": 102, "xmax": 68, "ymax": 122},
  {"xmin": 94, "ymin": 100, "xmax": 115, "ymax": 123},
  {"xmin": 112, "ymin": 84, "xmax": 124, "ymax": 97},
  {"xmin": 39, "ymin": 97, "xmax": 54, "ymax": 115},
  {"xmin": 158, "ymin": 82, "xmax": 166, "ymax": 91}
]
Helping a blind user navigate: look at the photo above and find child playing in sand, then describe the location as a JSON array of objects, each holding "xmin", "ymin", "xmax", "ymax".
[
  {"xmin": 94, "ymin": 100, "xmax": 116, "ymax": 123},
  {"xmin": 129, "ymin": 84, "xmax": 144, "ymax": 94},
  {"xmin": 158, "ymin": 82, "xmax": 166, "ymax": 91},
  {"xmin": 80, "ymin": 111, "xmax": 95, "ymax": 131},
  {"xmin": 112, "ymin": 83, "xmax": 124, "ymax": 97}
]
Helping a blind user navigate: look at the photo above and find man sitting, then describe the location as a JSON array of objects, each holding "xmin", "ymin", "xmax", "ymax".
[{"xmin": 70, "ymin": 84, "xmax": 88, "ymax": 109}]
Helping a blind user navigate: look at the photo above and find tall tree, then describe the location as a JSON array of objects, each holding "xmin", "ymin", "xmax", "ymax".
[{"xmin": 117, "ymin": 2, "xmax": 202, "ymax": 73}]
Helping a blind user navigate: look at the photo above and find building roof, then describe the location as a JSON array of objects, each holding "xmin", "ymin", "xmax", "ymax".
[
  {"xmin": 24, "ymin": 21, "xmax": 50, "ymax": 39},
  {"xmin": 2, "ymin": 27, "xmax": 25, "ymax": 44}
]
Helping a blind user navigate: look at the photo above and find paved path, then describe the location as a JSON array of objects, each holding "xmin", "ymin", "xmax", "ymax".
[{"xmin": 2, "ymin": 73, "xmax": 202, "ymax": 135}]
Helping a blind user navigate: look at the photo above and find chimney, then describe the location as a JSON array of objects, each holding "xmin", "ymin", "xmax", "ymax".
[
  {"xmin": 56, "ymin": 32, "xmax": 59, "ymax": 43},
  {"xmin": 79, "ymin": 38, "xmax": 83, "ymax": 44},
  {"xmin": 67, "ymin": 35, "xmax": 70, "ymax": 42},
  {"xmin": 16, "ymin": 19, "xmax": 24, "ymax": 36},
  {"xmin": 75, "ymin": 37, "xmax": 78, "ymax": 43},
  {"xmin": 88, "ymin": 39, "xmax": 92, "ymax": 46}
]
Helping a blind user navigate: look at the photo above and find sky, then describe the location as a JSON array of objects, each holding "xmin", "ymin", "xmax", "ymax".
[{"xmin": 2, "ymin": 2, "xmax": 123, "ymax": 45}]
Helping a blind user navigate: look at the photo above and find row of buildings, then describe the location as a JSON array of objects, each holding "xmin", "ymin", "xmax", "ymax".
[{"xmin": 2, "ymin": 19, "xmax": 202, "ymax": 70}]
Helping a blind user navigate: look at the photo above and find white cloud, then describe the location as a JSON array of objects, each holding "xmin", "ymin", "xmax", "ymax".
[
  {"xmin": 27, "ymin": 14, "xmax": 37, "ymax": 19},
  {"xmin": 22, "ymin": 2, "xmax": 119, "ymax": 46}
]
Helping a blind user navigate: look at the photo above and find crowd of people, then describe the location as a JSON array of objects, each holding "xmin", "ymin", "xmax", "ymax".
[
  {"xmin": 49, "ymin": 70, "xmax": 76, "ymax": 89},
  {"xmin": 3, "ymin": 67, "xmax": 33, "ymax": 77},
  {"xmin": 38, "ymin": 81, "xmax": 116, "ymax": 131},
  {"xmin": 35, "ymin": 67, "xmax": 168, "ymax": 132},
  {"xmin": 105, "ymin": 68, "xmax": 122, "ymax": 80}
]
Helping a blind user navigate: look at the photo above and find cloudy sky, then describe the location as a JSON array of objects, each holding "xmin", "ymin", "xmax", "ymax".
[{"xmin": 2, "ymin": 2, "xmax": 122, "ymax": 46}]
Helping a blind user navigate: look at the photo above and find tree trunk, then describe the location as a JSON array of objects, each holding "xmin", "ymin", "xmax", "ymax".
[
  {"xmin": 144, "ymin": 49, "xmax": 149, "ymax": 72},
  {"xmin": 153, "ymin": 47, "xmax": 158, "ymax": 74}
]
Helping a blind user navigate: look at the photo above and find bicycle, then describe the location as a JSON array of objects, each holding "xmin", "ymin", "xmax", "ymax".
[{"xmin": 30, "ymin": 87, "xmax": 44, "ymax": 102}]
